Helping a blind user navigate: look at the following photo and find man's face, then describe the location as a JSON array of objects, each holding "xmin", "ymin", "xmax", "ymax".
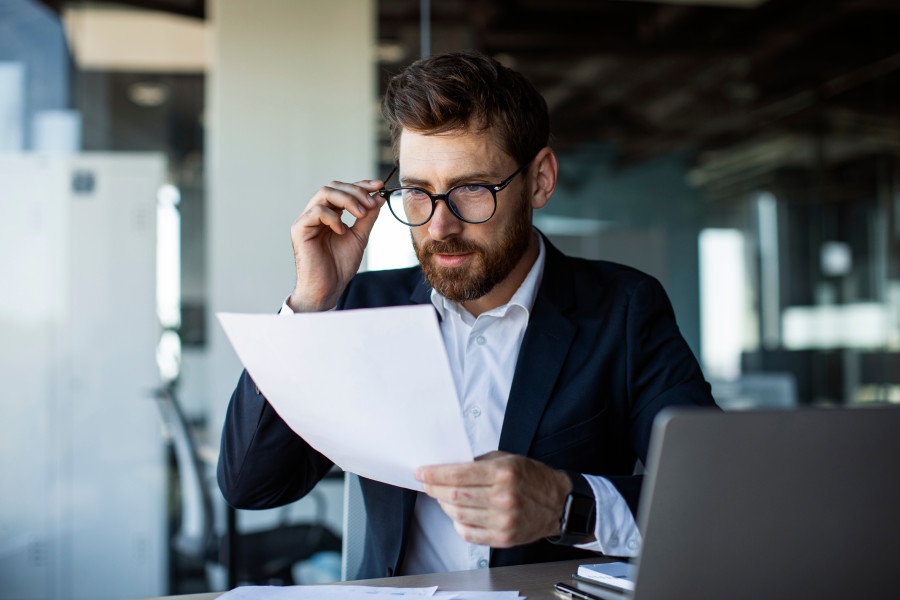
[{"xmin": 398, "ymin": 129, "xmax": 533, "ymax": 303}]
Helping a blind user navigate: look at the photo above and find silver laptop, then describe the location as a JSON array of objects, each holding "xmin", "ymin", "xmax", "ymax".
[{"xmin": 577, "ymin": 406, "xmax": 900, "ymax": 600}]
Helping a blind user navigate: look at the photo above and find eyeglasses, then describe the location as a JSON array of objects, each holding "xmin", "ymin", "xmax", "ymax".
[{"xmin": 376, "ymin": 161, "xmax": 531, "ymax": 227}]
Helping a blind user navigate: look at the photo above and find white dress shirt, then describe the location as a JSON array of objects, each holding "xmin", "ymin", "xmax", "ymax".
[
  {"xmin": 282, "ymin": 233, "xmax": 642, "ymax": 575},
  {"xmin": 399, "ymin": 234, "xmax": 641, "ymax": 575}
]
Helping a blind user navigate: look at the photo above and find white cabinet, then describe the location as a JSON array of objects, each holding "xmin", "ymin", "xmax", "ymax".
[{"xmin": 0, "ymin": 154, "xmax": 166, "ymax": 600}]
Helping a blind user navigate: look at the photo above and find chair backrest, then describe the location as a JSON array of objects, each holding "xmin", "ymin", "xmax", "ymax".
[
  {"xmin": 340, "ymin": 472, "xmax": 367, "ymax": 580},
  {"xmin": 153, "ymin": 386, "xmax": 214, "ymax": 559}
]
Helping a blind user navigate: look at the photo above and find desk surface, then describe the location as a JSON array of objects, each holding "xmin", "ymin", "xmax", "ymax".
[{"xmin": 137, "ymin": 557, "xmax": 608, "ymax": 600}]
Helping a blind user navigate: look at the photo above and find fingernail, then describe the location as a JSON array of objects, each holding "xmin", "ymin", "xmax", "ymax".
[{"xmin": 414, "ymin": 468, "xmax": 423, "ymax": 481}]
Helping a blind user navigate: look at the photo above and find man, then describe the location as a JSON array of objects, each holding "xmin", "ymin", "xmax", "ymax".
[{"xmin": 218, "ymin": 50, "xmax": 715, "ymax": 579}]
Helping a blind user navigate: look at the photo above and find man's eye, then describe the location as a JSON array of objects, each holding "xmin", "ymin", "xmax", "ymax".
[{"xmin": 452, "ymin": 184, "xmax": 486, "ymax": 194}]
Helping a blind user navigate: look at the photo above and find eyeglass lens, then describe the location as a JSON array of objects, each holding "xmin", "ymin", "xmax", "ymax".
[{"xmin": 388, "ymin": 185, "xmax": 495, "ymax": 226}]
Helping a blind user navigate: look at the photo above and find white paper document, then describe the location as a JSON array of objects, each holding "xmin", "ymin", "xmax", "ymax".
[
  {"xmin": 217, "ymin": 306, "xmax": 473, "ymax": 491},
  {"xmin": 436, "ymin": 592, "xmax": 524, "ymax": 600},
  {"xmin": 217, "ymin": 585, "xmax": 523, "ymax": 600},
  {"xmin": 218, "ymin": 585, "xmax": 438, "ymax": 599}
]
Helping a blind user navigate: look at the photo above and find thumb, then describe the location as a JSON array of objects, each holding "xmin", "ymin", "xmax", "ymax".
[{"xmin": 475, "ymin": 450, "xmax": 508, "ymax": 462}]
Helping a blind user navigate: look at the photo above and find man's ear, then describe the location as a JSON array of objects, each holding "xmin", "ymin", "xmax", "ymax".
[{"xmin": 528, "ymin": 147, "xmax": 558, "ymax": 210}]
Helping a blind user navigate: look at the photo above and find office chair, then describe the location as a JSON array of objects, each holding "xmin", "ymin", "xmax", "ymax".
[
  {"xmin": 341, "ymin": 472, "xmax": 367, "ymax": 581},
  {"xmin": 153, "ymin": 385, "xmax": 341, "ymax": 589}
]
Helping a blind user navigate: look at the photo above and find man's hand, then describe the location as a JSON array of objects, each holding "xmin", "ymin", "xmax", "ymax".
[
  {"xmin": 415, "ymin": 451, "xmax": 572, "ymax": 548},
  {"xmin": 288, "ymin": 179, "xmax": 386, "ymax": 312}
]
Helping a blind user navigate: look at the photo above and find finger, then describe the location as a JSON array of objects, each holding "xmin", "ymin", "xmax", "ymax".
[
  {"xmin": 475, "ymin": 450, "xmax": 509, "ymax": 461},
  {"xmin": 437, "ymin": 500, "xmax": 494, "ymax": 528},
  {"xmin": 354, "ymin": 179, "xmax": 384, "ymax": 190},
  {"xmin": 423, "ymin": 483, "xmax": 492, "ymax": 507},
  {"xmin": 416, "ymin": 461, "xmax": 496, "ymax": 486},
  {"xmin": 339, "ymin": 179, "xmax": 385, "ymax": 210},
  {"xmin": 452, "ymin": 521, "xmax": 489, "ymax": 545},
  {"xmin": 321, "ymin": 185, "xmax": 371, "ymax": 220},
  {"xmin": 344, "ymin": 199, "xmax": 383, "ymax": 246},
  {"xmin": 304, "ymin": 182, "xmax": 372, "ymax": 221},
  {"xmin": 452, "ymin": 521, "xmax": 515, "ymax": 548},
  {"xmin": 297, "ymin": 203, "xmax": 349, "ymax": 236},
  {"xmin": 356, "ymin": 178, "xmax": 385, "ymax": 203},
  {"xmin": 327, "ymin": 180, "xmax": 384, "ymax": 211}
]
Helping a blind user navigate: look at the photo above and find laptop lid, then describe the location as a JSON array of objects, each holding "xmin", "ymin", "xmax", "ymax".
[{"xmin": 629, "ymin": 406, "xmax": 900, "ymax": 600}]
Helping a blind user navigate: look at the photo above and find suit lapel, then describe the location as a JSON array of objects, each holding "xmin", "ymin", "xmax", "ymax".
[
  {"xmin": 409, "ymin": 272, "xmax": 432, "ymax": 305},
  {"xmin": 407, "ymin": 240, "xmax": 578, "ymax": 457},
  {"xmin": 498, "ymin": 239, "xmax": 577, "ymax": 456}
]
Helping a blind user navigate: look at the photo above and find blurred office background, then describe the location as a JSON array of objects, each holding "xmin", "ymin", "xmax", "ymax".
[{"xmin": 1, "ymin": 0, "xmax": 898, "ymax": 597}]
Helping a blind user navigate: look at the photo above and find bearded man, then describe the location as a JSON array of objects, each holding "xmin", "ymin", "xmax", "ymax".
[{"xmin": 218, "ymin": 50, "xmax": 716, "ymax": 579}]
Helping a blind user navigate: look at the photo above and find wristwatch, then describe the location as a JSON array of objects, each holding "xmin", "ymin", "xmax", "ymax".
[{"xmin": 548, "ymin": 472, "xmax": 596, "ymax": 545}]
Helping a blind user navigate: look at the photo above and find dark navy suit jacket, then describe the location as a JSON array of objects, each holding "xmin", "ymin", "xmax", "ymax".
[{"xmin": 218, "ymin": 237, "xmax": 716, "ymax": 578}]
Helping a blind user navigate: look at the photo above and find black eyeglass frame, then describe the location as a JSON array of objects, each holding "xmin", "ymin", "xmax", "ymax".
[{"xmin": 376, "ymin": 161, "xmax": 531, "ymax": 227}]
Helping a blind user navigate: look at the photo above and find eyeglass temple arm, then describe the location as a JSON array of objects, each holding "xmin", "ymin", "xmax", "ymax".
[
  {"xmin": 379, "ymin": 165, "xmax": 399, "ymax": 191},
  {"xmin": 495, "ymin": 160, "xmax": 532, "ymax": 191}
]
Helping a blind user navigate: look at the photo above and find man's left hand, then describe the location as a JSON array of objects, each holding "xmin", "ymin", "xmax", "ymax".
[{"xmin": 415, "ymin": 451, "xmax": 571, "ymax": 548}]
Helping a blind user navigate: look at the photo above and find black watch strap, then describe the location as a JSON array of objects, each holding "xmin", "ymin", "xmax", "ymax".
[{"xmin": 547, "ymin": 471, "xmax": 596, "ymax": 546}]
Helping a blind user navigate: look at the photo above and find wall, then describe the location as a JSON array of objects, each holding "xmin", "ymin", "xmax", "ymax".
[{"xmin": 206, "ymin": 0, "xmax": 376, "ymax": 450}]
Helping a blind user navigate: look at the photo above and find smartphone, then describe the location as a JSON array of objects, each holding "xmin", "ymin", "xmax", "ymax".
[
  {"xmin": 553, "ymin": 581, "xmax": 631, "ymax": 600},
  {"xmin": 555, "ymin": 581, "xmax": 626, "ymax": 600}
]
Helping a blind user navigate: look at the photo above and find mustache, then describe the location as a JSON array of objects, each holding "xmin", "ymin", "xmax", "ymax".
[{"xmin": 420, "ymin": 238, "xmax": 483, "ymax": 256}]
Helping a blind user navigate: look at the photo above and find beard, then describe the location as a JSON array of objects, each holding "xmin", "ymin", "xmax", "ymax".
[{"xmin": 412, "ymin": 194, "xmax": 533, "ymax": 303}]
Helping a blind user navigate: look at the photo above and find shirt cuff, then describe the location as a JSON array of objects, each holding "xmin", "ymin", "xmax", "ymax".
[
  {"xmin": 280, "ymin": 296, "xmax": 338, "ymax": 315},
  {"xmin": 279, "ymin": 296, "xmax": 295, "ymax": 316},
  {"xmin": 575, "ymin": 475, "xmax": 642, "ymax": 557}
]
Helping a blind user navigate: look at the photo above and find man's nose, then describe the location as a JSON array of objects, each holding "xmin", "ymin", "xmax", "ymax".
[{"xmin": 427, "ymin": 200, "xmax": 463, "ymax": 241}]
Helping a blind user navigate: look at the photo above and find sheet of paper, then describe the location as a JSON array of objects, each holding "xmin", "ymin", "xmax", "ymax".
[
  {"xmin": 218, "ymin": 306, "xmax": 473, "ymax": 491},
  {"xmin": 218, "ymin": 585, "xmax": 438, "ymax": 600},
  {"xmin": 435, "ymin": 592, "xmax": 524, "ymax": 600},
  {"xmin": 217, "ymin": 586, "xmax": 523, "ymax": 600}
]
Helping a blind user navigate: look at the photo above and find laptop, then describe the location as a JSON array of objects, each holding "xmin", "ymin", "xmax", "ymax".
[{"xmin": 568, "ymin": 406, "xmax": 900, "ymax": 600}]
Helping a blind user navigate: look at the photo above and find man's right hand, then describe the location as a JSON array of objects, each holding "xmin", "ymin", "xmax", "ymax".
[{"xmin": 288, "ymin": 179, "xmax": 386, "ymax": 312}]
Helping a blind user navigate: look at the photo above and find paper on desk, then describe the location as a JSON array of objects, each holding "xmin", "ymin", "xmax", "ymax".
[
  {"xmin": 217, "ymin": 586, "xmax": 523, "ymax": 600},
  {"xmin": 217, "ymin": 306, "xmax": 473, "ymax": 491},
  {"xmin": 218, "ymin": 585, "xmax": 438, "ymax": 599},
  {"xmin": 435, "ymin": 592, "xmax": 524, "ymax": 600}
]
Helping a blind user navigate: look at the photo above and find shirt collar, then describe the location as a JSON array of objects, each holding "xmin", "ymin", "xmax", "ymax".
[{"xmin": 430, "ymin": 231, "xmax": 546, "ymax": 322}]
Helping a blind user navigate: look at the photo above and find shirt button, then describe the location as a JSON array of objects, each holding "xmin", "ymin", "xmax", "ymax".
[
  {"xmin": 478, "ymin": 559, "xmax": 489, "ymax": 568},
  {"xmin": 627, "ymin": 539, "xmax": 640, "ymax": 551},
  {"xmin": 471, "ymin": 406, "xmax": 482, "ymax": 418},
  {"xmin": 475, "ymin": 335, "xmax": 486, "ymax": 345},
  {"xmin": 609, "ymin": 535, "xmax": 619, "ymax": 547}
]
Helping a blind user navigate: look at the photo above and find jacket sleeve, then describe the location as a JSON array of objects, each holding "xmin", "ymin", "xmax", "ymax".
[{"xmin": 217, "ymin": 369, "xmax": 334, "ymax": 509}]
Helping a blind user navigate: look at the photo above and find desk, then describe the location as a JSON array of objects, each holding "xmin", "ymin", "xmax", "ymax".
[{"xmin": 138, "ymin": 557, "xmax": 607, "ymax": 600}]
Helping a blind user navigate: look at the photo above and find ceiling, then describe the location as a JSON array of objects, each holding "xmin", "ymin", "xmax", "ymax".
[
  {"xmin": 378, "ymin": 0, "xmax": 900, "ymax": 168},
  {"xmin": 41, "ymin": 0, "xmax": 900, "ymax": 170}
]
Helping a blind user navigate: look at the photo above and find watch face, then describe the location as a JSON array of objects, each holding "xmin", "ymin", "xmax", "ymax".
[
  {"xmin": 549, "ymin": 474, "xmax": 597, "ymax": 545},
  {"xmin": 566, "ymin": 494, "xmax": 596, "ymax": 537}
]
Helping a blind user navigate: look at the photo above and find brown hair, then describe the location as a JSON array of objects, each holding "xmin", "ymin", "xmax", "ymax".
[{"xmin": 381, "ymin": 50, "xmax": 550, "ymax": 166}]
